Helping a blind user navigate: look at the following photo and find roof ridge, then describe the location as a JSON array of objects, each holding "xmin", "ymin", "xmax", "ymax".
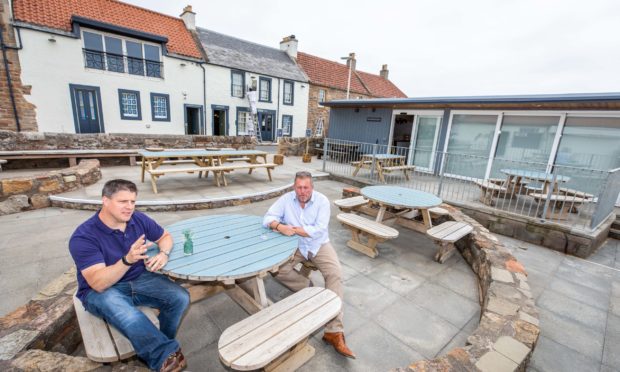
[
  {"xmin": 298, "ymin": 51, "xmax": 386, "ymax": 79},
  {"xmin": 197, "ymin": 27, "xmax": 287, "ymax": 55},
  {"xmin": 106, "ymin": 0, "xmax": 185, "ymax": 23}
]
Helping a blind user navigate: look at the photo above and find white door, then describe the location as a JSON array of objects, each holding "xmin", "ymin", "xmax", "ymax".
[{"xmin": 408, "ymin": 115, "xmax": 442, "ymax": 171}]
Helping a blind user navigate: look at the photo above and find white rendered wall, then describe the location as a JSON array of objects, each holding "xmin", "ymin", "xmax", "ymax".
[
  {"xmin": 18, "ymin": 28, "xmax": 204, "ymax": 134},
  {"xmin": 204, "ymin": 64, "xmax": 308, "ymax": 138}
]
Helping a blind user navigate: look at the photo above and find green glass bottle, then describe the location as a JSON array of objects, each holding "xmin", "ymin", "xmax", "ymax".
[{"xmin": 182, "ymin": 229, "xmax": 193, "ymax": 255}]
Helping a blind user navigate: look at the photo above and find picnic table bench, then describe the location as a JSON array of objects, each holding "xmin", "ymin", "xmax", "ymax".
[
  {"xmin": 529, "ymin": 193, "xmax": 590, "ymax": 219},
  {"xmin": 334, "ymin": 195, "xmax": 369, "ymax": 213},
  {"xmin": 337, "ymin": 213, "xmax": 399, "ymax": 258},
  {"xmin": 474, "ymin": 180, "xmax": 509, "ymax": 206},
  {"xmin": 427, "ymin": 221, "xmax": 473, "ymax": 263},
  {"xmin": 73, "ymin": 295, "xmax": 159, "ymax": 363},
  {"xmin": 218, "ymin": 287, "xmax": 341, "ymax": 371}
]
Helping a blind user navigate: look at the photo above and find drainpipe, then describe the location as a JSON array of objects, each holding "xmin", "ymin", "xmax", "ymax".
[
  {"xmin": 0, "ymin": 27, "xmax": 21, "ymax": 131},
  {"xmin": 200, "ymin": 63, "xmax": 207, "ymax": 135},
  {"xmin": 275, "ymin": 78, "xmax": 281, "ymax": 143}
]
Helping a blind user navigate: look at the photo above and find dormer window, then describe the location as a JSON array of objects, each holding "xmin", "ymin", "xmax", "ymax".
[{"xmin": 82, "ymin": 30, "xmax": 162, "ymax": 78}]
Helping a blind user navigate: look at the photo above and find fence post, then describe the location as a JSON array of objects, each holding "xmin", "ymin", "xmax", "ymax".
[
  {"xmin": 436, "ymin": 152, "xmax": 446, "ymax": 197},
  {"xmin": 541, "ymin": 170, "xmax": 557, "ymax": 221},
  {"xmin": 370, "ymin": 143, "xmax": 378, "ymax": 180},
  {"xmin": 322, "ymin": 138, "xmax": 328, "ymax": 172}
]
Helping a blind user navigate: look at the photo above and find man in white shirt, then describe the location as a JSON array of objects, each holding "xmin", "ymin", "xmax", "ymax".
[{"xmin": 263, "ymin": 171, "xmax": 355, "ymax": 359}]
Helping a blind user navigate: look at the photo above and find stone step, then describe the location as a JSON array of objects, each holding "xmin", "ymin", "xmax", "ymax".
[{"xmin": 609, "ymin": 228, "xmax": 620, "ymax": 240}]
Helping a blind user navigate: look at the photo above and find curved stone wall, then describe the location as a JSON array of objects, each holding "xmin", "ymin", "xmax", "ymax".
[
  {"xmin": 395, "ymin": 204, "xmax": 540, "ymax": 372},
  {"xmin": 0, "ymin": 159, "xmax": 101, "ymax": 215}
]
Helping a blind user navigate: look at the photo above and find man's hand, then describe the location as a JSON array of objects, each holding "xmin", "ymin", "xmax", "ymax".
[
  {"xmin": 126, "ymin": 234, "xmax": 152, "ymax": 264},
  {"xmin": 146, "ymin": 252, "xmax": 168, "ymax": 272},
  {"xmin": 278, "ymin": 224, "xmax": 296, "ymax": 236}
]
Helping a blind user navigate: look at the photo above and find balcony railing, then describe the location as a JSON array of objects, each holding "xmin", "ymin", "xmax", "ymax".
[{"xmin": 83, "ymin": 49, "xmax": 163, "ymax": 78}]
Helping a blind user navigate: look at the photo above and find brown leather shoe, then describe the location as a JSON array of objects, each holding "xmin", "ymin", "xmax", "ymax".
[
  {"xmin": 322, "ymin": 332, "xmax": 356, "ymax": 359},
  {"xmin": 175, "ymin": 349, "xmax": 187, "ymax": 370},
  {"xmin": 159, "ymin": 352, "xmax": 180, "ymax": 372}
]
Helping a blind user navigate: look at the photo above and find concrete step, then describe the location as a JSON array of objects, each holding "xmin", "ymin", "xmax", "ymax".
[{"xmin": 610, "ymin": 228, "xmax": 620, "ymax": 240}]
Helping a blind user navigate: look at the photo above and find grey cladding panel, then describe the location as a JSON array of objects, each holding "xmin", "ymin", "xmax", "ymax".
[{"xmin": 328, "ymin": 108, "xmax": 392, "ymax": 145}]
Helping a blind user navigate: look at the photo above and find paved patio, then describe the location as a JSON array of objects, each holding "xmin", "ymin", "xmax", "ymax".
[{"xmin": 0, "ymin": 155, "xmax": 618, "ymax": 371}]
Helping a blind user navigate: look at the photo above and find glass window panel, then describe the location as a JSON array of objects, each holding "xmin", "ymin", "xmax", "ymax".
[
  {"xmin": 282, "ymin": 116, "xmax": 292, "ymax": 135},
  {"xmin": 88, "ymin": 92, "xmax": 96, "ymax": 119},
  {"xmin": 259, "ymin": 79, "xmax": 270, "ymax": 101},
  {"xmin": 237, "ymin": 111, "xmax": 249, "ymax": 134},
  {"xmin": 318, "ymin": 89, "xmax": 325, "ymax": 103},
  {"xmin": 153, "ymin": 95, "xmax": 168, "ymax": 119},
  {"xmin": 126, "ymin": 41, "xmax": 142, "ymax": 58},
  {"xmin": 283, "ymin": 81, "xmax": 293, "ymax": 104},
  {"xmin": 78, "ymin": 91, "xmax": 86, "ymax": 119},
  {"xmin": 232, "ymin": 72, "xmax": 244, "ymax": 97},
  {"xmin": 144, "ymin": 45, "xmax": 160, "ymax": 61},
  {"xmin": 104, "ymin": 36, "xmax": 124, "ymax": 73},
  {"xmin": 445, "ymin": 114, "xmax": 497, "ymax": 179},
  {"xmin": 490, "ymin": 115, "xmax": 559, "ymax": 178},
  {"xmin": 412, "ymin": 116, "xmax": 440, "ymax": 169},
  {"xmin": 122, "ymin": 92, "xmax": 138, "ymax": 117},
  {"xmin": 104, "ymin": 36, "xmax": 122, "ymax": 54},
  {"xmin": 83, "ymin": 31, "xmax": 103, "ymax": 51}
]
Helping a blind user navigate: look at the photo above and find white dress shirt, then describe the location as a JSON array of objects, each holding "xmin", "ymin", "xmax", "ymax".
[{"xmin": 263, "ymin": 190, "xmax": 331, "ymax": 259}]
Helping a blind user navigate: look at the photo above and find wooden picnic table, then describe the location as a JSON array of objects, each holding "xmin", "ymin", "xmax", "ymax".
[
  {"xmin": 149, "ymin": 214, "xmax": 298, "ymax": 314},
  {"xmin": 361, "ymin": 185, "xmax": 442, "ymax": 233},
  {"xmin": 352, "ymin": 154, "xmax": 414, "ymax": 183},
  {"xmin": 138, "ymin": 149, "xmax": 271, "ymax": 193},
  {"xmin": 500, "ymin": 168, "xmax": 570, "ymax": 195}
]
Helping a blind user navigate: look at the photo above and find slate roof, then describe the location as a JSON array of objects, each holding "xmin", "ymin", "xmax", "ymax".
[
  {"xmin": 12, "ymin": 0, "xmax": 202, "ymax": 59},
  {"xmin": 297, "ymin": 52, "xmax": 407, "ymax": 98},
  {"xmin": 195, "ymin": 28, "xmax": 307, "ymax": 82}
]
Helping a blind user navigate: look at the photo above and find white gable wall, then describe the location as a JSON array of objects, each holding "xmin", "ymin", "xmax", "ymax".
[{"xmin": 18, "ymin": 27, "xmax": 204, "ymax": 134}]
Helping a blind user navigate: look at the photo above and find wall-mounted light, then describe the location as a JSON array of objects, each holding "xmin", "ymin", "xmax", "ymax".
[
  {"xmin": 182, "ymin": 91, "xmax": 187, "ymax": 100},
  {"xmin": 180, "ymin": 62, "xmax": 186, "ymax": 67},
  {"xmin": 301, "ymin": 84, "xmax": 306, "ymax": 89},
  {"xmin": 48, "ymin": 35, "xmax": 56, "ymax": 43}
]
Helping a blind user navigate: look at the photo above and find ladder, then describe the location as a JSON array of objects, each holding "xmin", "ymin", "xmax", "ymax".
[
  {"xmin": 314, "ymin": 117, "xmax": 324, "ymax": 137},
  {"xmin": 246, "ymin": 91, "xmax": 262, "ymax": 144}
]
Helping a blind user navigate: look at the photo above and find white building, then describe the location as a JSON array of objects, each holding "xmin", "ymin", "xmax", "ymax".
[
  {"xmin": 193, "ymin": 25, "xmax": 309, "ymax": 141},
  {"xmin": 10, "ymin": 0, "xmax": 206, "ymax": 135}
]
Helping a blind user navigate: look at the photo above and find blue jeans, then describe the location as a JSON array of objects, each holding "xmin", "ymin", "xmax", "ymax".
[{"xmin": 84, "ymin": 271, "xmax": 190, "ymax": 370}]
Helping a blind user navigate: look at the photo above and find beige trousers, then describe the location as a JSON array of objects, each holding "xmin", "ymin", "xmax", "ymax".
[{"xmin": 274, "ymin": 241, "xmax": 344, "ymax": 333}]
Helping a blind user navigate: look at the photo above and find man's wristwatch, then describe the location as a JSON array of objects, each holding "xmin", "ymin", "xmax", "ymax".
[
  {"xmin": 121, "ymin": 255, "xmax": 133, "ymax": 266},
  {"xmin": 161, "ymin": 250, "xmax": 170, "ymax": 256}
]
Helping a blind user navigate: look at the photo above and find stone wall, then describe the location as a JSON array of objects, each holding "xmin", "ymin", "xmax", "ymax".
[
  {"xmin": 0, "ymin": 159, "xmax": 101, "ymax": 215},
  {"xmin": 306, "ymin": 84, "xmax": 373, "ymax": 136},
  {"xmin": 0, "ymin": 1, "xmax": 38, "ymax": 132},
  {"xmin": 0, "ymin": 130, "xmax": 256, "ymax": 151},
  {"xmin": 277, "ymin": 137, "xmax": 323, "ymax": 156},
  {"xmin": 342, "ymin": 187, "xmax": 540, "ymax": 372}
]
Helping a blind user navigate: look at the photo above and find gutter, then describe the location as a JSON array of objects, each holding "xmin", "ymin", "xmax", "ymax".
[{"xmin": 0, "ymin": 27, "xmax": 21, "ymax": 131}]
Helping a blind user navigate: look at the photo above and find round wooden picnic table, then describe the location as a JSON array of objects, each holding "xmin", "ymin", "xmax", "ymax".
[
  {"xmin": 361, "ymin": 185, "xmax": 442, "ymax": 229},
  {"xmin": 149, "ymin": 214, "xmax": 298, "ymax": 310}
]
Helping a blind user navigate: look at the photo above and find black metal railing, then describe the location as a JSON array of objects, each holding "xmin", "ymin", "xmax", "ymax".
[{"xmin": 83, "ymin": 49, "xmax": 163, "ymax": 78}]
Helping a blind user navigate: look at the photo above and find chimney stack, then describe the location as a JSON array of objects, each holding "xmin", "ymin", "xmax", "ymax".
[
  {"xmin": 180, "ymin": 5, "xmax": 196, "ymax": 30},
  {"xmin": 279, "ymin": 35, "xmax": 298, "ymax": 59},
  {"xmin": 346, "ymin": 52, "xmax": 356, "ymax": 71},
  {"xmin": 380, "ymin": 64, "xmax": 389, "ymax": 79}
]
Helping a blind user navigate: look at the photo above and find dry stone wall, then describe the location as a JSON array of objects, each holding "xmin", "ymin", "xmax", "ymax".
[
  {"xmin": 0, "ymin": 159, "xmax": 101, "ymax": 215},
  {"xmin": 277, "ymin": 137, "xmax": 323, "ymax": 156}
]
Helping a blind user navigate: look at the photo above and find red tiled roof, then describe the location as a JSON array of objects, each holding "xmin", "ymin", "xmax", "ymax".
[
  {"xmin": 297, "ymin": 52, "xmax": 406, "ymax": 98},
  {"xmin": 12, "ymin": 0, "xmax": 202, "ymax": 59}
]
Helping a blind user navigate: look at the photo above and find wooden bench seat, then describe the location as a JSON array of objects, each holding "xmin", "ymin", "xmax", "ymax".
[
  {"xmin": 558, "ymin": 187, "xmax": 594, "ymax": 199},
  {"xmin": 73, "ymin": 296, "xmax": 159, "ymax": 363},
  {"xmin": 474, "ymin": 180, "xmax": 509, "ymax": 206},
  {"xmin": 337, "ymin": 213, "xmax": 399, "ymax": 258},
  {"xmin": 218, "ymin": 287, "xmax": 341, "ymax": 371},
  {"xmin": 0, "ymin": 149, "xmax": 139, "ymax": 167},
  {"xmin": 529, "ymin": 193, "xmax": 590, "ymax": 219},
  {"xmin": 427, "ymin": 221, "xmax": 473, "ymax": 263},
  {"xmin": 382, "ymin": 165, "xmax": 415, "ymax": 172},
  {"xmin": 333, "ymin": 196, "xmax": 368, "ymax": 213}
]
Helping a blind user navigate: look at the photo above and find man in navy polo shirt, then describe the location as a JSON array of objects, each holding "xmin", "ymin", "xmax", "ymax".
[{"xmin": 69, "ymin": 179, "xmax": 189, "ymax": 372}]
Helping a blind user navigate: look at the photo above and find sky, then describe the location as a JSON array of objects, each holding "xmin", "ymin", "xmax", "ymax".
[{"xmin": 125, "ymin": 0, "xmax": 620, "ymax": 98}]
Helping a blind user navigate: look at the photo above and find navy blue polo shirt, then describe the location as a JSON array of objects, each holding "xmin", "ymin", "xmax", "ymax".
[{"xmin": 69, "ymin": 210, "xmax": 164, "ymax": 304}]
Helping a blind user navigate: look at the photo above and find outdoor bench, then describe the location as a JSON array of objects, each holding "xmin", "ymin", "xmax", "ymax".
[
  {"xmin": 73, "ymin": 295, "xmax": 159, "ymax": 363},
  {"xmin": 426, "ymin": 221, "xmax": 473, "ymax": 263},
  {"xmin": 529, "ymin": 193, "xmax": 589, "ymax": 219},
  {"xmin": 473, "ymin": 180, "xmax": 509, "ymax": 206},
  {"xmin": 381, "ymin": 164, "xmax": 416, "ymax": 180},
  {"xmin": 334, "ymin": 195, "xmax": 369, "ymax": 213},
  {"xmin": 218, "ymin": 287, "xmax": 341, "ymax": 371},
  {"xmin": 337, "ymin": 213, "xmax": 399, "ymax": 258},
  {"xmin": 0, "ymin": 149, "xmax": 139, "ymax": 167}
]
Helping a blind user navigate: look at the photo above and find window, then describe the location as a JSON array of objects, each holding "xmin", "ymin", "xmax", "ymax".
[
  {"xmin": 445, "ymin": 114, "xmax": 498, "ymax": 179},
  {"xmin": 259, "ymin": 77, "xmax": 271, "ymax": 102},
  {"xmin": 231, "ymin": 71, "xmax": 245, "ymax": 98},
  {"xmin": 318, "ymin": 89, "xmax": 326, "ymax": 104},
  {"xmin": 236, "ymin": 108, "xmax": 251, "ymax": 135},
  {"xmin": 283, "ymin": 80, "xmax": 294, "ymax": 105},
  {"xmin": 118, "ymin": 89, "xmax": 141, "ymax": 120},
  {"xmin": 282, "ymin": 115, "xmax": 293, "ymax": 136},
  {"xmin": 150, "ymin": 93, "xmax": 170, "ymax": 121},
  {"xmin": 82, "ymin": 30, "xmax": 162, "ymax": 78}
]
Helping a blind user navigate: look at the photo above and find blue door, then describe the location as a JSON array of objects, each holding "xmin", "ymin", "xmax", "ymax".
[
  {"xmin": 258, "ymin": 111, "xmax": 274, "ymax": 142},
  {"xmin": 70, "ymin": 86, "xmax": 103, "ymax": 133}
]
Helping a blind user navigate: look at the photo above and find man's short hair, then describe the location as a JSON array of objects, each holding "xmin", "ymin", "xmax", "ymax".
[
  {"xmin": 102, "ymin": 179, "xmax": 138, "ymax": 198},
  {"xmin": 294, "ymin": 171, "xmax": 313, "ymax": 184}
]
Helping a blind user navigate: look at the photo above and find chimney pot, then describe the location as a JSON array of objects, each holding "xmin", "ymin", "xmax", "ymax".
[
  {"xmin": 280, "ymin": 34, "xmax": 298, "ymax": 59},
  {"xmin": 346, "ymin": 52, "xmax": 356, "ymax": 71}
]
